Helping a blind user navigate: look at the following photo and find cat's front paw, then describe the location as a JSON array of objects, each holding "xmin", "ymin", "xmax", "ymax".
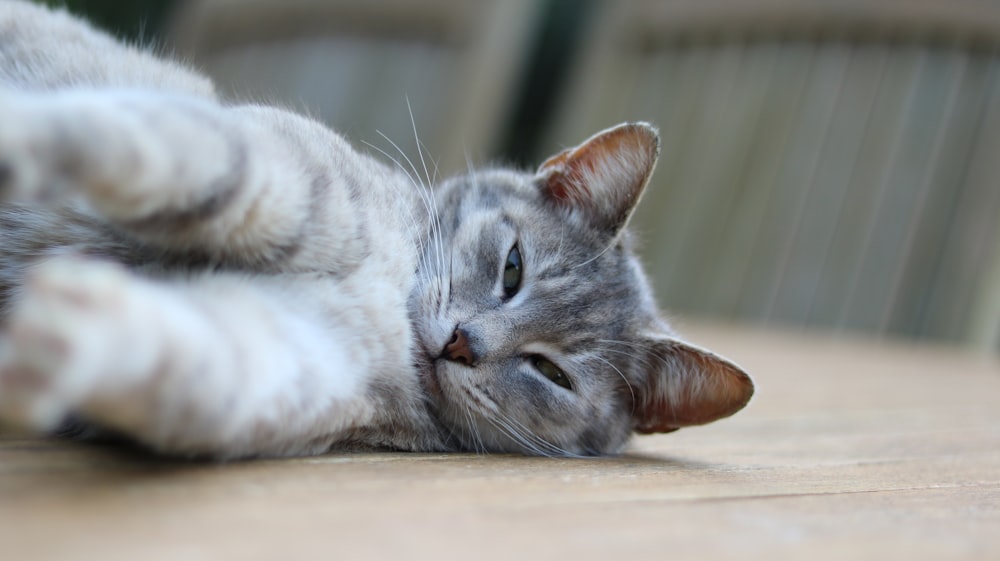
[{"xmin": 0, "ymin": 257, "xmax": 155, "ymax": 429}]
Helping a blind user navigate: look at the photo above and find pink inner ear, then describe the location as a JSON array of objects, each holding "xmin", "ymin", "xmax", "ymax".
[
  {"xmin": 538, "ymin": 148, "xmax": 590, "ymax": 205},
  {"xmin": 545, "ymin": 164, "xmax": 591, "ymax": 206},
  {"xmin": 537, "ymin": 123, "xmax": 659, "ymax": 223}
]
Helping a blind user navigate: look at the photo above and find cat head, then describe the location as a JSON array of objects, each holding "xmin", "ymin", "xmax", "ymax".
[{"xmin": 409, "ymin": 123, "xmax": 753, "ymax": 455}]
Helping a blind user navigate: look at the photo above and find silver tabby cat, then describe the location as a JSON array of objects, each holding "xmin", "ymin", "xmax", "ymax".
[{"xmin": 0, "ymin": 1, "xmax": 753, "ymax": 458}]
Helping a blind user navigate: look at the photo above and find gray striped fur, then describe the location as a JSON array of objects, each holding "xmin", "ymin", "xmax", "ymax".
[{"xmin": 0, "ymin": 1, "xmax": 752, "ymax": 458}]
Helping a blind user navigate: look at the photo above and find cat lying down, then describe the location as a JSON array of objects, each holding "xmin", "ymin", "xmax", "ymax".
[{"xmin": 0, "ymin": 0, "xmax": 753, "ymax": 459}]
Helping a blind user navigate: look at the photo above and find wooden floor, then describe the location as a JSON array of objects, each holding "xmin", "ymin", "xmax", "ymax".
[{"xmin": 1, "ymin": 322, "xmax": 998, "ymax": 560}]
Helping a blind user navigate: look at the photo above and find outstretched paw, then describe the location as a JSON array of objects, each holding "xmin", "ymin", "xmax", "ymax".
[{"xmin": 0, "ymin": 257, "xmax": 148, "ymax": 429}]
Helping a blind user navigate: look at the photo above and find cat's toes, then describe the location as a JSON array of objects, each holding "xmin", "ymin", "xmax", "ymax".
[
  {"xmin": 0, "ymin": 337, "xmax": 69, "ymax": 429},
  {"xmin": 0, "ymin": 257, "xmax": 137, "ymax": 429},
  {"xmin": 0, "ymin": 98, "xmax": 65, "ymax": 202},
  {"xmin": 0, "ymin": 145, "xmax": 49, "ymax": 203}
]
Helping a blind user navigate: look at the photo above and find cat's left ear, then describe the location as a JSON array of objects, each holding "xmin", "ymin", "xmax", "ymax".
[
  {"xmin": 631, "ymin": 335, "xmax": 754, "ymax": 434},
  {"xmin": 536, "ymin": 122, "xmax": 659, "ymax": 235}
]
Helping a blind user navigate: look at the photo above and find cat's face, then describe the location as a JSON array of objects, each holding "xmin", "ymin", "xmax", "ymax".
[
  {"xmin": 411, "ymin": 168, "xmax": 641, "ymax": 454},
  {"xmin": 409, "ymin": 123, "xmax": 754, "ymax": 456}
]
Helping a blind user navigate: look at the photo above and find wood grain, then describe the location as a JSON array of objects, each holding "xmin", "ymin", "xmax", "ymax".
[{"xmin": 2, "ymin": 322, "xmax": 998, "ymax": 560}]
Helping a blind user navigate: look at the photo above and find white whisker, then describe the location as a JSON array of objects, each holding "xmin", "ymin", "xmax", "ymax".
[
  {"xmin": 400, "ymin": 105, "xmax": 446, "ymax": 284},
  {"xmin": 406, "ymin": 96, "xmax": 433, "ymax": 193},
  {"xmin": 491, "ymin": 407, "xmax": 583, "ymax": 458},
  {"xmin": 361, "ymin": 139, "xmax": 436, "ymax": 284},
  {"xmin": 463, "ymin": 406, "xmax": 486, "ymax": 455},
  {"xmin": 591, "ymin": 353, "xmax": 637, "ymax": 415},
  {"xmin": 485, "ymin": 415, "xmax": 549, "ymax": 457},
  {"xmin": 377, "ymin": 127, "xmax": 448, "ymax": 298},
  {"xmin": 571, "ymin": 240, "xmax": 615, "ymax": 270}
]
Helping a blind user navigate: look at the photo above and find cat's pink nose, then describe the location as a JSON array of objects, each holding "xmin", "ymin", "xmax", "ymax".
[{"xmin": 443, "ymin": 328, "xmax": 477, "ymax": 366}]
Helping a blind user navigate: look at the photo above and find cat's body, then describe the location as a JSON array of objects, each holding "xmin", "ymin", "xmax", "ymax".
[{"xmin": 0, "ymin": 1, "xmax": 752, "ymax": 459}]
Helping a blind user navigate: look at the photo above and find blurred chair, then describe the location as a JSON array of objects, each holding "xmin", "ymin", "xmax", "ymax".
[
  {"xmin": 168, "ymin": 0, "xmax": 542, "ymax": 176},
  {"xmin": 544, "ymin": 0, "xmax": 1000, "ymax": 349}
]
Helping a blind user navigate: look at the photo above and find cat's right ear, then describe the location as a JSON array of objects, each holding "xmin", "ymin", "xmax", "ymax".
[{"xmin": 536, "ymin": 122, "xmax": 659, "ymax": 236}]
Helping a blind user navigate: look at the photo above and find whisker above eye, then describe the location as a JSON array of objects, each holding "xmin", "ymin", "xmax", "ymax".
[
  {"xmin": 388, "ymin": 124, "xmax": 447, "ymax": 290},
  {"xmin": 570, "ymin": 238, "xmax": 616, "ymax": 270},
  {"xmin": 396, "ymin": 109, "xmax": 444, "ymax": 286},
  {"xmin": 406, "ymin": 96, "xmax": 434, "ymax": 197},
  {"xmin": 364, "ymin": 133, "xmax": 448, "ymax": 304}
]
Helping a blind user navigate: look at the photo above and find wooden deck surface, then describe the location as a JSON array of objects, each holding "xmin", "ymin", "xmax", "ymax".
[{"xmin": 2, "ymin": 322, "xmax": 998, "ymax": 560}]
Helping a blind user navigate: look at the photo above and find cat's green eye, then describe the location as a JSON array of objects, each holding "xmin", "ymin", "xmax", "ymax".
[
  {"xmin": 532, "ymin": 356, "xmax": 572, "ymax": 390},
  {"xmin": 502, "ymin": 245, "xmax": 522, "ymax": 298}
]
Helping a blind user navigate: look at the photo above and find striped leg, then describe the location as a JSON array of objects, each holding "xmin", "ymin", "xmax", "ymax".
[{"xmin": 0, "ymin": 256, "xmax": 367, "ymax": 458}]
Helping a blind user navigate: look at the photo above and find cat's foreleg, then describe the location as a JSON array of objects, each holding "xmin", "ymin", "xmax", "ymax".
[
  {"xmin": 0, "ymin": 90, "xmax": 384, "ymax": 269},
  {"xmin": 0, "ymin": 257, "xmax": 373, "ymax": 458}
]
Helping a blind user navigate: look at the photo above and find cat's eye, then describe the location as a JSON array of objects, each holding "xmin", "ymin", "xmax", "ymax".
[
  {"xmin": 532, "ymin": 355, "xmax": 572, "ymax": 390},
  {"xmin": 502, "ymin": 244, "xmax": 522, "ymax": 299}
]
